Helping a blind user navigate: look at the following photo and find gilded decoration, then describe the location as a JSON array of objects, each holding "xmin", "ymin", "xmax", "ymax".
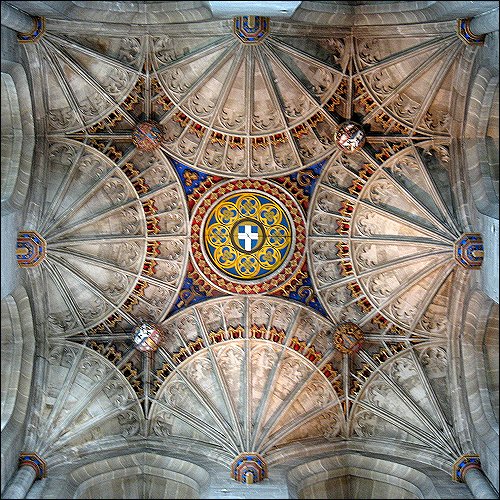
[
  {"xmin": 191, "ymin": 180, "xmax": 306, "ymax": 294},
  {"xmin": 19, "ymin": 452, "xmax": 46, "ymax": 479},
  {"xmin": 17, "ymin": 16, "xmax": 45, "ymax": 44},
  {"xmin": 203, "ymin": 192, "xmax": 293, "ymax": 280},
  {"xmin": 16, "ymin": 231, "xmax": 46, "ymax": 268},
  {"xmin": 457, "ymin": 18, "xmax": 486, "ymax": 46},
  {"xmin": 171, "ymin": 163, "xmax": 326, "ymax": 315},
  {"xmin": 452, "ymin": 454, "xmax": 481, "ymax": 482},
  {"xmin": 454, "ymin": 233, "xmax": 484, "ymax": 268},
  {"xmin": 334, "ymin": 322, "xmax": 364, "ymax": 354},
  {"xmin": 231, "ymin": 453, "xmax": 268, "ymax": 483}
]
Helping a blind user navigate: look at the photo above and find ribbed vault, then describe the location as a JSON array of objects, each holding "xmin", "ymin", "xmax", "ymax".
[
  {"xmin": 24, "ymin": 18, "xmax": 468, "ymax": 177},
  {"xmin": 5, "ymin": 6, "xmax": 496, "ymax": 498},
  {"xmin": 31, "ymin": 139, "xmax": 189, "ymax": 335},
  {"xmin": 31, "ymin": 295, "xmax": 462, "ymax": 477},
  {"xmin": 309, "ymin": 143, "xmax": 460, "ymax": 334}
]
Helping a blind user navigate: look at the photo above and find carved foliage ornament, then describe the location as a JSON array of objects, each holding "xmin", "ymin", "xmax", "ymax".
[{"xmin": 191, "ymin": 180, "xmax": 306, "ymax": 294}]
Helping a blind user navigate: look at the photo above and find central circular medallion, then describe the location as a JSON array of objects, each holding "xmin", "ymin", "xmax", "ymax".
[
  {"xmin": 191, "ymin": 180, "xmax": 306, "ymax": 294},
  {"xmin": 230, "ymin": 218, "xmax": 266, "ymax": 254},
  {"xmin": 204, "ymin": 192, "xmax": 293, "ymax": 281}
]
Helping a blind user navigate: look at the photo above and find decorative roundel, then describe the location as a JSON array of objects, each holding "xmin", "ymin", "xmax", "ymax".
[
  {"xmin": 191, "ymin": 180, "xmax": 306, "ymax": 294},
  {"xmin": 335, "ymin": 121, "xmax": 366, "ymax": 153},
  {"xmin": 334, "ymin": 322, "xmax": 364, "ymax": 354},
  {"xmin": 132, "ymin": 121, "xmax": 165, "ymax": 151},
  {"xmin": 204, "ymin": 193, "xmax": 293, "ymax": 280},
  {"xmin": 133, "ymin": 322, "xmax": 164, "ymax": 352}
]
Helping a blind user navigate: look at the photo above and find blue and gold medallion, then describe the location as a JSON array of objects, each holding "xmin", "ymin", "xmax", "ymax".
[
  {"xmin": 234, "ymin": 220, "xmax": 263, "ymax": 252},
  {"xmin": 204, "ymin": 192, "xmax": 293, "ymax": 281},
  {"xmin": 191, "ymin": 180, "xmax": 306, "ymax": 294}
]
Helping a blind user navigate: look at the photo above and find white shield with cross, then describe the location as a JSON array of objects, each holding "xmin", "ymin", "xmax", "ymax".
[{"xmin": 238, "ymin": 224, "xmax": 260, "ymax": 251}]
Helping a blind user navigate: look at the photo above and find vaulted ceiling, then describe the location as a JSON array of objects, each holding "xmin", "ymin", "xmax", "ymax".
[{"xmin": 3, "ymin": 3, "xmax": 498, "ymax": 498}]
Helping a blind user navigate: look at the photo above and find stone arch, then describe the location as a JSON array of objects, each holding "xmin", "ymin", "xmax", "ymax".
[
  {"xmin": 292, "ymin": 1, "xmax": 500, "ymax": 26},
  {"xmin": 287, "ymin": 453, "xmax": 464, "ymax": 499},
  {"xmin": 6, "ymin": 1, "xmax": 212, "ymax": 24},
  {"xmin": 1, "ymin": 61, "xmax": 34, "ymax": 214},
  {"xmin": 463, "ymin": 67, "xmax": 499, "ymax": 219},
  {"xmin": 0, "ymin": 286, "xmax": 35, "ymax": 494},
  {"xmin": 1, "ymin": 60, "xmax": 35, "ymax": 299},
  {"xmin": 70, "ymin": 453, "xmax": 210, "ymax": 499}
]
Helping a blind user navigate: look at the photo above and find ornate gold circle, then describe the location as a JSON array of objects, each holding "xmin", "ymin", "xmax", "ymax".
[
  {"xmin": 203, "ymin": 191, "xmax": 293, "ymax": 281},
  {"xmin": 191, "ymin": 180, "xmax": 306, "ymax": 294}
]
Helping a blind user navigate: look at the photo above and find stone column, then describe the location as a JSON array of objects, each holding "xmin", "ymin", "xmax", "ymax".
[
  {"xmin": 2, "ymin": 466, "xmax": 37, "ymax": 499},
  {"xmin": 457, "ymin": 8, "xmax": 500, "ymax": 46},
  {"xmin": 452, "ymin": 454, "xmax": 498, "ymax": 499},
  {"xmin": 2, "ymin": 453, "xmax": 46, "ymax": 499},
  {"xmin": 1, "ymin": 3, "xmax": 45, "ymax": 43},
  {"xmin": 0, "ymin": 3, "xmax": 34, "ymax": 33},
  {"xmin": 463, "ymin": 468, "xmax": 498, "ymax": 499},
  {"xmin": 470, "ymin": 8, "xmax": 499, "ymax": 35},
  {"xmin": 25, "ymin": 478, "xmax": 46, "ymax": 498}
]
